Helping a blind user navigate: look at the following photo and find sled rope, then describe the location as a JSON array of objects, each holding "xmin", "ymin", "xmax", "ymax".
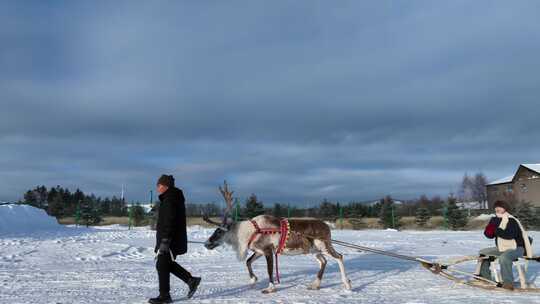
[
  {"xmin": 187, "ymin": 240, "xmax": 207, "ymax": 244},
  {"xmin": 330, "ymin": 239, "xmax": 430, "ymax": 264}
]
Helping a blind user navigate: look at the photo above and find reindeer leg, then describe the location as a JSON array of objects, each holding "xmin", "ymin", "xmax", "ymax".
[
  {"xmin": 308, "ymin": 253, "xmax": 327, "ymax": 290},
  {"xmin": 323, "ymin": 241, "xmax": 352, "ymax": 290},
  {"xmin": 261, "ymin": 251, "xmax": 276, "ymax": 294},
  {"xmin": 246, "ymin": 252, "xmax": 262, "ymax": 285}
]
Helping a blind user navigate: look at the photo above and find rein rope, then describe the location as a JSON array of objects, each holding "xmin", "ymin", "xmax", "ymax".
[{"xmin": 330, "ymin": 239, "xmax": 425, "ymax": 263}]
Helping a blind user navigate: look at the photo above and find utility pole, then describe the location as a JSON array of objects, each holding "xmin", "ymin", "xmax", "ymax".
[
  {"xmin": 75, "ymin": 200, "xmax": 81, "ymax": 227},
  {"xmin": 391, "ymin": 204, "xmax": 395, "ymax": 229},
  {"xmin": 234, "ymin": 198, "xmax": 240, "ymax": 222},
  {"xmin": 287, "ymin": 203, "xmax": 291, "ymax": 219},
  {"xmin": 122, "ymin": 184, "xmax": 132, "ymax": 230},
  {"xmin": 339, "ymin": 205, "xmax": 344, "ymax": 230},
  {"xmin": 443, "ymin": 205, "xmax": 448, "ymax": 230},
  {"xmin": 128, "ymin": 201, "xmax": 133, "ymax": 230}
]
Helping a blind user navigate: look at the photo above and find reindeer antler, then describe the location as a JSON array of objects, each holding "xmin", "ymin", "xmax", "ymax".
[
  {"xmin": 203, "ymin": 214, "xmax": 223, "ymax": 227},
  {"xmin": 219, "ymin": 180, "xmax": 234, "ymax": 216}
]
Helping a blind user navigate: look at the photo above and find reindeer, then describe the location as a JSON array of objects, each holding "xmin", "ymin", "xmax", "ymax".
[{"xmin": 203, "ymin": 181, "xmax": 352, "ymax": 293}]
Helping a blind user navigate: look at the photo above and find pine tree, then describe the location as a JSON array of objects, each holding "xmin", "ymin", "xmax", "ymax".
[
  {"xmin": 48, "ymin": 193, "xmax": 64, "ymax": 217},
  {"xmin": 515, "ymin": 201, "xmax": 536, "ymax": 230},
  {"xmin": 24, "ymin": 190, "xmax": 38, "ymax": 207},
  {"xmin": 131, "ymin": 205, "xmax": 147, "ymax": 226},
  {"xmin": 80, "ymin": 199, "xmax": 103, "ymax": 227},
  {"xmin": 447, "ymin": 197, "xmax": 468, "ymax": 230},
  {"xmin": 319, "ymin": 199, "xmax": 337, "ymax": 219},
  {"xmin": 345, "ymin": 202, "xmax": 368, "ymax": 218},
  {"xmin": 70, "ymin": 188, "xmax": 85, "ymax": 216},
  {"xmin": 244, "ymin": 194, "xmax": 264, "ymax": 219},
  {"xmin": 415, "ymin": 207, "xmax": 431, "ymax": 227},
  {"xmin": 272, "ymin": 203, "xmax": 284, "ymax": 218},
  {"xmin": 533, "ymin": 208, "xmax": 540, "ymax": 229},
  {"xmin": 378, "ymin": 196, "xmax": 400, "ymax": 229}
]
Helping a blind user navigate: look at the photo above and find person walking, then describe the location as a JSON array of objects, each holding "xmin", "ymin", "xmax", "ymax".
[{"xmin": 149, "ymin": 174, "xmax": 201, "ymax": 304}]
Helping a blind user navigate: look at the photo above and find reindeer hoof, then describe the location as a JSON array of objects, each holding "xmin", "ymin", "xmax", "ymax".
[
  {"xmin": 308, "ymin": 279, "xmax": 321, "ymax": 290},
  {"xmin": 262, "ymin": 288, "xmax": 276, "ymax": 294},
  {"xmin": 343, "ymin": 279, "xmax": 352, "ymax": 290},
  {"xmin": 250, "ymin": 276, "xmax": 258, "ymax": 285},
  {"xmin": 261, "ymin": 283, "xmax": 276, "ymax": 294}
]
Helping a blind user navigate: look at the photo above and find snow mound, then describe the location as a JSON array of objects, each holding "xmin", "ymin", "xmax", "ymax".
[
  {"xmin": 474, "ymin": 213, "xmax": 494, "ymax": 221},
  {"xmin": 0, "ymin": 204, "xmax": 61, "ymax": 235}
]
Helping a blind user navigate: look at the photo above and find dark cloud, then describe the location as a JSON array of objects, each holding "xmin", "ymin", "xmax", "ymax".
[{"xmin": 1, "ymin": 1, "xmax": 540, "ymax": 204}]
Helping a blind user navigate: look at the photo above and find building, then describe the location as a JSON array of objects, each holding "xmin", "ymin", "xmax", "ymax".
[{"xmin": 486, "ymin": 164, "xmax": 540, "ymax": 208}]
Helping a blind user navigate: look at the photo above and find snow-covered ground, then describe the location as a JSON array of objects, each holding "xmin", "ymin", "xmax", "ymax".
[{"xmin": 2, "ymin": 221, "xmax": 540, "ymax": 304}]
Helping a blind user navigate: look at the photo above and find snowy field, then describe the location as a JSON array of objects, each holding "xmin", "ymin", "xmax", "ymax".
[{"xmin": 2, "ymin": 211, "xmax": 540, "ymax": 303}]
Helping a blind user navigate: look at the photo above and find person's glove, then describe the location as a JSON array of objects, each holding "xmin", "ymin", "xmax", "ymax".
[
  {"xmin": 484, "ymin": 222, "xmax": 497, "ymax": 238},
  {"xmin": 158, "ymin": 239, "xmax": 170, "ymax": 255}
]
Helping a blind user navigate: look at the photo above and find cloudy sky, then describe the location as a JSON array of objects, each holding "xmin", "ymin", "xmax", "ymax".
[{"xmin": 1, "ymin": 1, "xmax": 539, "ymax": 205}]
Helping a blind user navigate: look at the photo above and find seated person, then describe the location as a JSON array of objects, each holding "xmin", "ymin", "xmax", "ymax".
[{"xmin": 478, "ymin": 200, "xmax": 533, "ymax": 290}]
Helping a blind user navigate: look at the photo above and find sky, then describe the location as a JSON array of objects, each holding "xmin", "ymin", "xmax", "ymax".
[{"xmin": 1, "ymin": 1, "xmax": 540, "ymax": 205}]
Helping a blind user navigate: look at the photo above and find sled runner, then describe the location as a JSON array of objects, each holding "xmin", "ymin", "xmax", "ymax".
[
  {"xmin": 422, "ymin": 255, "xmax": 540, "ymax": 292},
  {"xmin": 327, "ymin": 238, "xmax": 540, "ymax": 292}
]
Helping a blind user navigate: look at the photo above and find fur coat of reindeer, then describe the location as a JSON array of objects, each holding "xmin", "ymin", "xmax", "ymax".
[{"xmin": 204, "ymin": 182, "xmax": 352, "ymax": 293}]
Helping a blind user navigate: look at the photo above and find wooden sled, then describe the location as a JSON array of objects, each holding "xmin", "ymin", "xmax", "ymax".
[
  {"xmin": 420, "ymin": 255, "xmax": 540, "ymax": 292},
  {"xmin": 330, "ymin": 238, "xmax": 540, "ymax": 292}
]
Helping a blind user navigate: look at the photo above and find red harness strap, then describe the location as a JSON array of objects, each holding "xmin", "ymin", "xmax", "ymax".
[{"xmin": 247, "ymin": 219, "xmax": 290, "ymax": 283}]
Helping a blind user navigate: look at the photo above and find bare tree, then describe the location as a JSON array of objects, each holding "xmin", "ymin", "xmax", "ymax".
[
  {"xmin": 458, "ymin": 173, "xmax": 474, "ymax": 202},
  {"xmin": 472, "ymin": 173, "xmax": 488, "ymax": 209},
  {"xmin": 458, "ymin": 172, "xmax": 488, "ymax": 208}
]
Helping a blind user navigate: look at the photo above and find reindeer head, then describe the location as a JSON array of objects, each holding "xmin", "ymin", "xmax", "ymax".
[{"xmin": 204, "ymin": 180, "xmax": 235, "ymax": 250}]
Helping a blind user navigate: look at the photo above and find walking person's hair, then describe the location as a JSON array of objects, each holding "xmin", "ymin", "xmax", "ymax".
[{"xmin": 157, "ymin": 174, "xmax": 175, "ymax": 187}]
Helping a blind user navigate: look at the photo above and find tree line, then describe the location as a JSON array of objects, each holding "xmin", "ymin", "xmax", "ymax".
[
  {"xmin": 16, "ymin": 186, "xmax": 475, "ymax": 230},
  {"xmin": 21, "ymin": 185, "xmax": 132, "ymax": 226},
  {"xmin": 19, "ymin": 172, "xmax": 540, "ymax": 231}
]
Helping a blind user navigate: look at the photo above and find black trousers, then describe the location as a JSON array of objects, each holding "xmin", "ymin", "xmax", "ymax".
[{"xmin": 156, "ymin": 252, "xmax": 192, "ymax": 295}]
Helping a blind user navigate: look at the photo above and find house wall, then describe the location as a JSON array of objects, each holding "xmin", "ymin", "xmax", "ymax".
[
  {"xmin": 513, "ymin": 167, "xmax": 540, "ymax": 206},
  {"xmin": 487, "ymin": 183, "xmax": 514, "ymax": 208},
  {"xmin": 486, "ymin": 166, "xmax": 540, "ymax": 208}
]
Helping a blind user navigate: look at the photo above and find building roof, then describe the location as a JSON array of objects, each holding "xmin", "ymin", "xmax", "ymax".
[
  {"xmin": 487, "ymin": 163, "xmax": 540, "ymax": 186},
  {"xmin": 487, "ymin": 175, "xmax": 514, "ymax": 186},
  {"xmin": 522, "ymin": 164, "xmax": 540, "ymax": 174}
]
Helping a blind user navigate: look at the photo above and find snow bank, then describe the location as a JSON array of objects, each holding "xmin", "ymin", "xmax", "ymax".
[
  {"xmin": 474, "ymin": 213, "xmax": 494, "ymax": 221},
  {"xmin": 0, "ymin": 204, "xmax": 61, "ymax": 235}
]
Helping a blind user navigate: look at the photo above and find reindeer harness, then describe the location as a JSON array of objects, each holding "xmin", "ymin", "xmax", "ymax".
[{"xmin": 248, "ymin": 218, "xmax": 290, "ymax": 283}]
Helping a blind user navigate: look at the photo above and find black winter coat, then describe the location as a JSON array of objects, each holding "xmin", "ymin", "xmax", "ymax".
[
  {"xmin": 484, "ymin": 216, "xmax": 530, "ymax": 256},
  {"xmin": 155, "ymin": 187, "xmax": 188, "ymax": 256}
]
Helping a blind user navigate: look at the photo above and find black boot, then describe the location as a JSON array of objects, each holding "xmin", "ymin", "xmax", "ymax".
[
  {"xmin": 187, "ymin": 277, "xmax": 201, "ymax": 299},
  {"xmin": 148, "ymin": 294, "xmax": 172, "ymax": 304}
]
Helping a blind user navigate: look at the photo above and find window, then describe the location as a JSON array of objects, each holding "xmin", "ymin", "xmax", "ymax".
[
  {"xmin": 506, "ymin": 184, "xmax": 513, "ymax": 193},
  {"xmin": 521, "ymin": 184, "xmax": 528, "ymax": 193}
]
